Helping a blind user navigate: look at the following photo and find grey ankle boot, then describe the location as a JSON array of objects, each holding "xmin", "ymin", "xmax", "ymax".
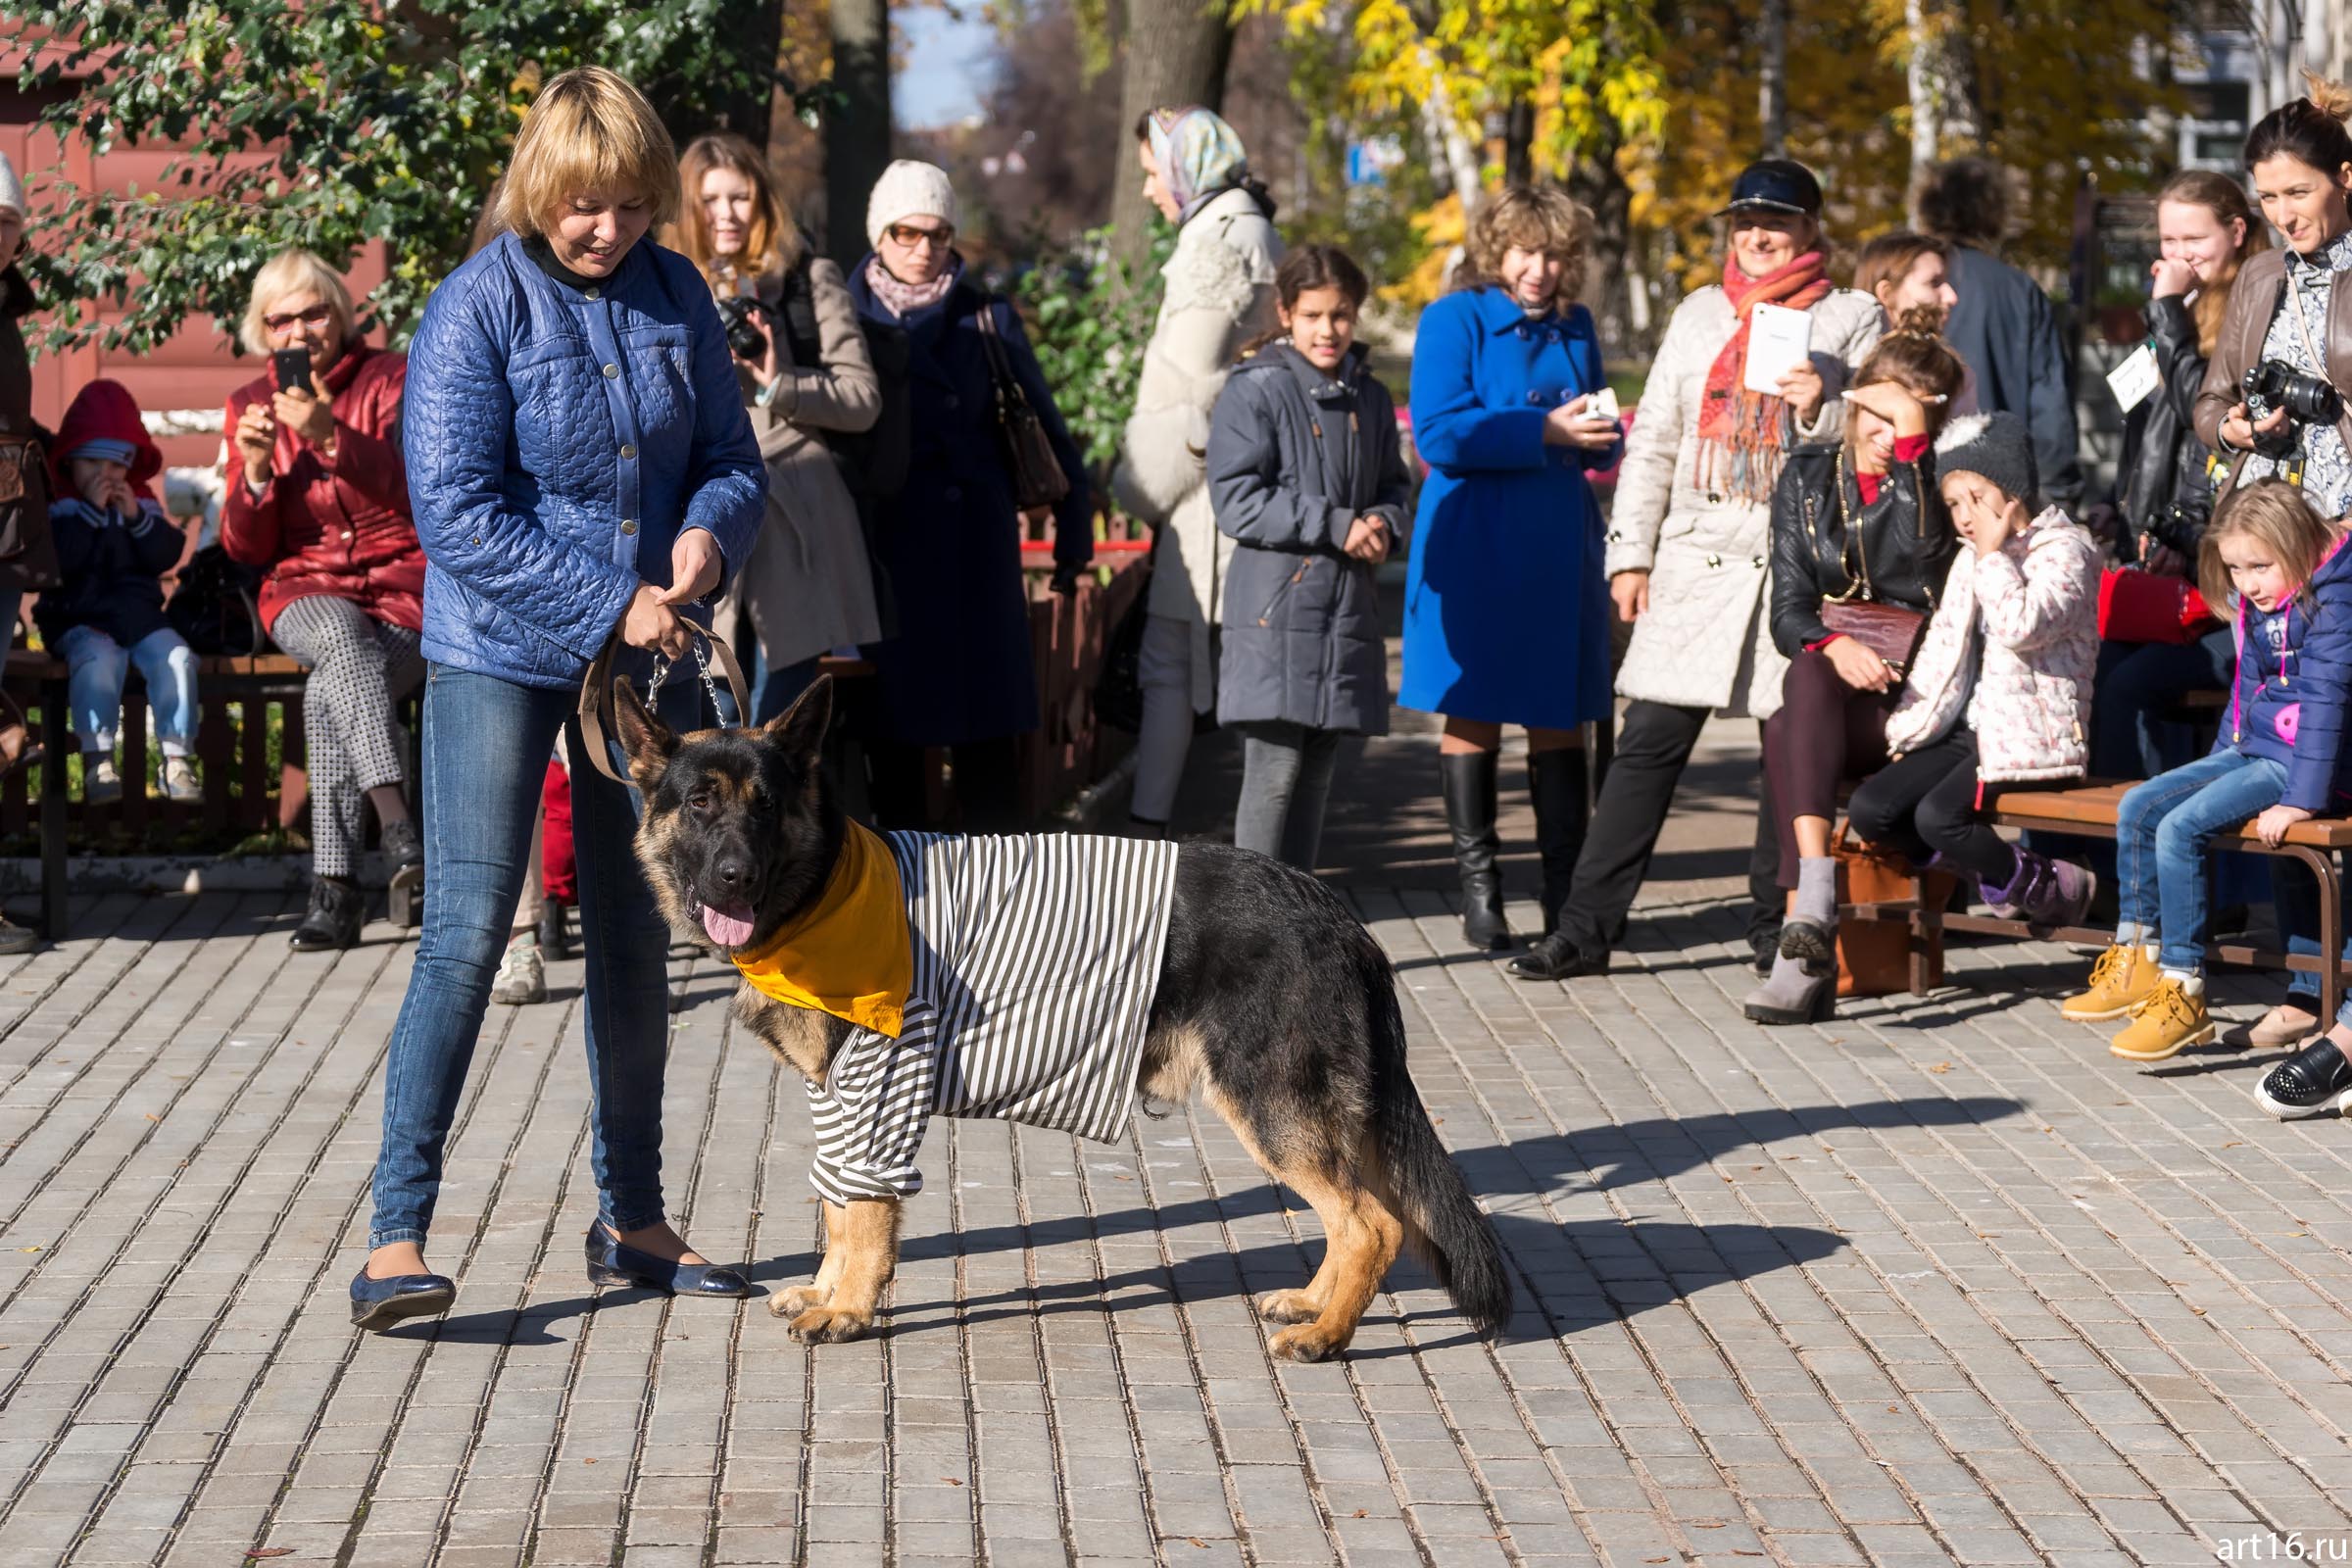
[
  {"xmin": 1778, "ymin": 856, "xmax": 1840, "ymax": 964},
  {"xmin": 1742, "ymin": 950, "xmax": 1837, "ymax": 1025}
]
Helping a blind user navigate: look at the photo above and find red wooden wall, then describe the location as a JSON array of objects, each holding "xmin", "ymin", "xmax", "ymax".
[{"xmin": 0, "ymin": 37, "xmax": 389, "ymax": 469}]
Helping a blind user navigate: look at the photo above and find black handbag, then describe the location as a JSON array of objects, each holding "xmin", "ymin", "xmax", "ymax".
[
  {"xmin": 976, "ymin": 300, "xmax": 1071, "ymax": 512},
  {"xmin": 167, "ymin": 544, "xmax": 267, "ymax": 657},
  {"xmin": 1094, "ymin": 590, "xmax": 1150, "ymax": 733}
]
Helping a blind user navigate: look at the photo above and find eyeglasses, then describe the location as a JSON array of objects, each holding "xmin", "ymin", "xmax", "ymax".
[
  {"xmin": 263, "ymin": 303, "xmax": 332, "ymax": 332},
  {"xmin": 885, "ymin": 223, "xmax": 954, "ymax": 251}
]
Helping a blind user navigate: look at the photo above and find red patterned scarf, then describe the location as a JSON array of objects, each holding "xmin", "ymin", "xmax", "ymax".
[{"xmin": 1697, "ymin": 251, "xmax": 1833, "ymax": 503}]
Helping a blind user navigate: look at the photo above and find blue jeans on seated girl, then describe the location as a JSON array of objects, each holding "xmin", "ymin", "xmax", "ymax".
[
  {"xmin": 2115, "ymin": 749, "xmax": 2290, "ymax": 975},
  {"xmin": 368, "ymin": 664, "xmax": 704, "ymax": 1250},
  {"xmin": 57, "ymin": 624, "xmax": 197, "ymax": 755}
]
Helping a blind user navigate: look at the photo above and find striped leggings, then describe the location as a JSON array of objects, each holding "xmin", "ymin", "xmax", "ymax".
[{"xmin": 270, "ymin": 595, "xmax": 423, "ymax": 878}]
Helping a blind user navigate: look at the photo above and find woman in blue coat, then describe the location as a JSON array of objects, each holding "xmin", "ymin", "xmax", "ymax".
[
  {"xmin": 1400, "ymin": 187, "xmax": 1623, "ymax": 952},
  {"xmin": 849, "ymin": 161, "xmax": 1093, "ymax": 831},
  {"xmin": 352, "ymin": 70, "xmax": 765, "ymax": 1332}
]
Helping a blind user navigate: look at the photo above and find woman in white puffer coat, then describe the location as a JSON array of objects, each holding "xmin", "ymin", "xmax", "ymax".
[
  {"xmin": 1523, "ymin": 159, "xmax": 1882, "ymax": 982},
  {"xmin": 1111, "ymin": 106, "xmax": 1281, "ymax": 832}
]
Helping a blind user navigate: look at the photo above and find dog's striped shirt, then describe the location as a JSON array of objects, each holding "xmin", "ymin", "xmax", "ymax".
[{"xmin": 804, "ymin": 832, "xmax": 1180, "ymax": 1205}]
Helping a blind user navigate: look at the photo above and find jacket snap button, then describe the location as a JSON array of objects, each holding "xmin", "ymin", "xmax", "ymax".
[
  {"xmin": 1706, "ymin": 491, "xmax": 1723, "ymax": 504},
  {"xmin": 585, "ymin": 287, "xmax": 601, "ymax": 301},
  {"xmin": 341, "ymin": 530, "xmax": 353, "ymax": 542},
  {"xmin": 619, "ymin": 519, "xmax": 637, "ymax": 536},
  {"xmin": 1705, "ymin": 553, "xmax": 1721, "ymax": 567},
  {"xmin": 602, "ymin": 363, "xmax": 618, "ymax": 379},
  {"xmin": 1751, "ymin": 555, "xmax": 1764, "ymax": 568},
  {"xmin": 619, "ymin": 444, "xmax": 636, "ymax": 460},
  {"xmin": 1525, "ymin": 389, "xmax": 1544, "ymax": 406}
]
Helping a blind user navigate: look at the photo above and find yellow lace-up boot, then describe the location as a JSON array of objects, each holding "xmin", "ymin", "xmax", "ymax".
[
  {"xmin": 2110, "ymin": 974, "xmax": 2216, "ymax": 1061},
  {"xmin": 2060, "ymin": 942, "xmax": 2159, "ymax": 1023}
]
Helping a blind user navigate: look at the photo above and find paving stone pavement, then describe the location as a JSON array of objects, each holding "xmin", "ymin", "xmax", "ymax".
[{"xmin": 2, "ymin": 714, "xmax": 2351, "ymax": 1568}]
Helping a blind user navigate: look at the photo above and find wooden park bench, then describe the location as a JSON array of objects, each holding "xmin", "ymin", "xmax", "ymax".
[
  {"xmin": 1, "ymin": 645, "xmax": 322, "ymax": 938},
  {"xmin": 1844, "ymin": 778, "xmax": 2352, "ymax": 1020}
]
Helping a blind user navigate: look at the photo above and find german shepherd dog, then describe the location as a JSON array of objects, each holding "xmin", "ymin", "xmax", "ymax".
[{"xmin": 612, "ymin": 676, "xmax": 1507, "ymax": 1360}]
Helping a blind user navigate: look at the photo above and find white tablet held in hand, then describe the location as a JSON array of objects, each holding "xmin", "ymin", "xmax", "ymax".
[{"xmin": 1742, "ymin": 302, "xmax": 1814, "ymax": 396}]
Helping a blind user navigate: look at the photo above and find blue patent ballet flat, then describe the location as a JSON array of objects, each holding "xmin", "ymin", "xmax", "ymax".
[
  {"xmin": 584, "ymin": 1223, "xmax": 750, "ymax": 1298},
  {"xmin": 349, "ymin": 1267, "xmax": 456, "ymax": 1331}
]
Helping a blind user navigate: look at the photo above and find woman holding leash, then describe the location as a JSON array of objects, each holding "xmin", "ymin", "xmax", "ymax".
[{"xmin": 352, "ymin": 67, "xmax": 764, "ymax": 1331}]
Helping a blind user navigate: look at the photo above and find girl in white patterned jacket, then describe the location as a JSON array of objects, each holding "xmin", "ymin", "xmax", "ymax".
[{"xmin": 1845, "ymin": 412, "xmax": 2103, "ymax": 926}]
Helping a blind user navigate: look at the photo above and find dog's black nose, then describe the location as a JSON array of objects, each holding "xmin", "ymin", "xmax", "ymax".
[{"xmin": 711, "ymin": 857, "xmax": 754, "ymax": 893}]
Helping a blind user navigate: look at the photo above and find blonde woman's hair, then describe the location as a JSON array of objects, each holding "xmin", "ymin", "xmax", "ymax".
[
  {"xmin": 239, "ymin": 249, "xmax": 358, "ymax": 358},
  {"xmin": 668, "ymin": 131, "xmax": 802, "ymax": 286},
  {"xmin": 1455, "ymin": 186, "xmax": 1590, "ymax": 311},
  {"xmin": 2155, "ymin": 169, "xmax": 2270, "ymax": 358},
  {"xmin": 2200, "ymin": 479, "xmax": 2338, "ymax": 612},
  {"xmin": 496, "ymin": 67, "xmax": 680, "ymax": 239}
]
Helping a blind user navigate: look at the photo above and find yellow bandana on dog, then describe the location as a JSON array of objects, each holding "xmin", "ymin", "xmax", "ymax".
[{"xmin": 729, "ymin": 821, "xmax": 913, "ymax": 1039}]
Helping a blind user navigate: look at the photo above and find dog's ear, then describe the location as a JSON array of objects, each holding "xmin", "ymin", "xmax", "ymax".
[
  {"xmin": 612, "ymin": 677, "xmax": 678, "ymax": 791},
  {"xmin": 761, "ymin": 673, "xmax": 834, "ymax": 765}
]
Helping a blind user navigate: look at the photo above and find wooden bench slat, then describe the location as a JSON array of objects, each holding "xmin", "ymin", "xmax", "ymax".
[{"xmin": 1984, "ymin": 783, "xmax": 2352, "ymax": 848}]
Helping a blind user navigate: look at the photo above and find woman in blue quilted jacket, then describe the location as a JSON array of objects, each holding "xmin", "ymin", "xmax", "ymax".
[{"xmin": 351, "ymin": 69, "xmax": 765, "ymax": 1333}]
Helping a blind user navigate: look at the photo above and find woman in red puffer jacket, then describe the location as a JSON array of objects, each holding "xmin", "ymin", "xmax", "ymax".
[{"xmin": 220, "ymin": 248, "xmax": 426, "ymax": 952}]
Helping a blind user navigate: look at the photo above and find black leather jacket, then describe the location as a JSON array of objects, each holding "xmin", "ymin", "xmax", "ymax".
[
  {"xmin": 2118, "ymin": 295, "xmax": 2217, "ymax": 559},
  {"xmin": 1768, "ymin": 441, "xmax": 1956, "ymax": 658}
]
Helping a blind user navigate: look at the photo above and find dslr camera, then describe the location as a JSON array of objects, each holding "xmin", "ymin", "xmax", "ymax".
[
  {"xmin": 2242, "ymin": 358, "xmax": 2343, "ymax": 456},
  {"xmin": 716, "ymin": 294, "xmax": 776, "ymax": 363}
]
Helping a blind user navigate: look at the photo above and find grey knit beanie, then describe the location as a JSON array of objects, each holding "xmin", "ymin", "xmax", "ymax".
[{"xmin": 1933, "ymin": 411, "xmax": 2037, "ymax": 508}]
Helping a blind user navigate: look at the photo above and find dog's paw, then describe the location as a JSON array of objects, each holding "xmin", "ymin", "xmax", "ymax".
[
  {"xmin": 1268, "ymin": 1323, "xmax": 1348, "ymax": 1362},
  {"xmin": 788, "ymin": 1305, "xmax": 874, "ymax": 1344},
  {"xmin": 1253, "ymin": 1289, "xmax": 1323, "ymax": 1324},
  {"xmin": 769, "ymin": 1285, "xmax": 831, "ymax": 1319}
]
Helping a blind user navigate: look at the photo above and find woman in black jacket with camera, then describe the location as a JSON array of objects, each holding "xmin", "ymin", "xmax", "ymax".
[
  {"xmin": 1744, "ymin": 318, "xmax": 1966, "ymax": 1023},
  {"xmin": 2095, "ymin": 171, "xmax": 2270, "ymax": 782}
]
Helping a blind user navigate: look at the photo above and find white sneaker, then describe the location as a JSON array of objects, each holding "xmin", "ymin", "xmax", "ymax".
[
  {"xmin": 83, "ymin": 756, "xmax": 121, "ymax": 805},
  {"xmin": 158, "ymin": 757, "xmax": 201, "ymax": 804},
  {"xmin": 491, "ymin": 932, "xmax": 546, "ymax": 1005}
]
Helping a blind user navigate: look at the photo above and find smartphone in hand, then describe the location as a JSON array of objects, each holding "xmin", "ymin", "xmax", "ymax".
[
  {"xmin": 1588, "ymin": 386, "xmax": 1620, "ymax": 423},
  {"xmin": 272, "ymin": 347, "xmax": 313, "ymax": 395}
]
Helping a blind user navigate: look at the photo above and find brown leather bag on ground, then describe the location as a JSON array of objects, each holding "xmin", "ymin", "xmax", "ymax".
[{"xmin": 1833, "ymin": 823, "xmax": 1956, "ymax": 998}]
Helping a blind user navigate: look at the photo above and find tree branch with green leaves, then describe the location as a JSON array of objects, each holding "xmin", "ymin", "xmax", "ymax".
[{"xmin": 1, "ymin": 0, "xmax": 778, "ymax": 357}]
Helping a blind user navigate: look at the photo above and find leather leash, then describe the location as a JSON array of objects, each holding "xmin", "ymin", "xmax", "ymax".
[{"xmin": 576, "ymin": 620, "xmax": 752, "ymax": 785}]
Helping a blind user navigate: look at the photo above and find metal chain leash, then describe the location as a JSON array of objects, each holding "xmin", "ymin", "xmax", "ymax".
[{"xmin": 645, "ymin": 636, "xmax": 731, "ymax": 727}]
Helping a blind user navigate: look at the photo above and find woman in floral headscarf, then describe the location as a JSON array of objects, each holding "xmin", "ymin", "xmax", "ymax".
[{"xmin": 1111, "ymin": 106, "xmax": 1282, "ymax": 835}]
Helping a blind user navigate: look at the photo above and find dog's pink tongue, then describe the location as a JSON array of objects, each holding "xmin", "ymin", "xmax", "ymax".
[{"xmin": 702, "ymin": 903, "xmax": 757, "ymax": 948}]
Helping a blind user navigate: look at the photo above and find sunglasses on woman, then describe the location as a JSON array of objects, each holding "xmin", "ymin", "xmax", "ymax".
[
  {"xmin": 264, "ymin": 303, "xmax": 333, "ymax": 332},
  {"xmin": 885, "ymin": 223, "xmax": 954, "ymax": 251}
]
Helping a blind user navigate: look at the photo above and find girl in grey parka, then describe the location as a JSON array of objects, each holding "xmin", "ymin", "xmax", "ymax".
[{"xmin": 1206, "ymin": 246, "xmax": 1410, "ymax": 871}]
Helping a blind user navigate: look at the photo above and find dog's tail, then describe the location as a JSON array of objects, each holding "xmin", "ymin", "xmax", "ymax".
[{"xmin": 1363, "ymin": 947, "xmax": 1510, "ymax": 1336}]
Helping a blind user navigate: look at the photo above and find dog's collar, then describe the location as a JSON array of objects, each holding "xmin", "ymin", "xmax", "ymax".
[{"xmin": 730, "ymin": 821, "xmax": 913, "ymax": 1038}]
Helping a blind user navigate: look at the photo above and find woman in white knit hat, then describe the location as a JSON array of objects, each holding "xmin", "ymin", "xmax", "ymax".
[
  {"xmin": 846, "ymin": 159, "xmax": 1093, "ymax": 831},
  {"xmin": 0, "ymin": 149, "xmax": 56, "ymax": 956}
]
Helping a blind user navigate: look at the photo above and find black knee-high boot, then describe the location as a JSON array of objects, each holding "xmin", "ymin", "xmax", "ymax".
[
  {"xmin": 1525, "ymin": 747, "xmax": 1589, "ymax": 936},
  {"xmin": 1440, "ymin": 751, "xmax": 1512, "ymax": 951}
]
